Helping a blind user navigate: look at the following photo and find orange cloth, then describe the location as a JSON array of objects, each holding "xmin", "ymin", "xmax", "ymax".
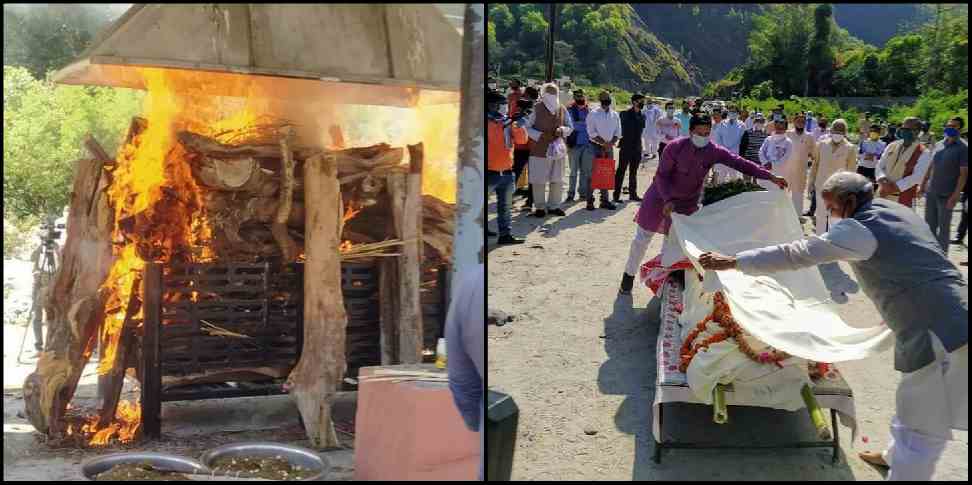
[{"xmin": 487, "ymin": 119, "xmax": 513, "ymax": 171}]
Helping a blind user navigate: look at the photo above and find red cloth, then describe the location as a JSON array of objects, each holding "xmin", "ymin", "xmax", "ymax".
[
  {"xmin": 639, "ymin": 254, "xmax": 694, "ymax": 295},
  {"xmin": 591, "ymin": 157, "xmax": 616, "ymax": 190}
]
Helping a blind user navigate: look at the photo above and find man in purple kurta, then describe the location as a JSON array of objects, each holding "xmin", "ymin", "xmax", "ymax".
[{"xmin": 619, "ymin": 113, "xmax": 789, "ymax": 294}]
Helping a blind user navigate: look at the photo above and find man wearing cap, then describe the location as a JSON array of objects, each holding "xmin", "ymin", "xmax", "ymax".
[
  {"xmin": 584, "ymin": 90, "xmax": 621, "ymax": 211},
  {"xmin": 618, "ymin": 114, "xmax": 787, "ymax": 294},
  {"xmin": 616, "ymin": 93, "xmax": 647, "ymax": 203},
  {"xmin": 565, "ymin": 89, "xmax": 592, "ymax": 202},
  {"xmin": 486, "ymin": 89, "xmax": 525, "ymax": 245},
  {"xmin": 809, "ymin": 119, "xmax": 858, "ymax": 234},
  {"xmin": 522, "ymin": 82, "xmax": 573, "ymax": 218}
]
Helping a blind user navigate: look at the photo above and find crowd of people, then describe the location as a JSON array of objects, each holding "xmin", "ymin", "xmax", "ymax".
[{"xmin": 488, "ymin": 79, "xmax": 969, "ymax": 256}]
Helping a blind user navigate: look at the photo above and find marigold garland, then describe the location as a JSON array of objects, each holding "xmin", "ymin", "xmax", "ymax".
[{"xmin": 679, "ymin": 291, "xmax": 790, "ymax": 373}]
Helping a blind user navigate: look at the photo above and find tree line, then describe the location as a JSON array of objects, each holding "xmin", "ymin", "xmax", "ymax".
[{"xmin": 707, "ymin": 4, "xmax": 968, "ymax": 99}]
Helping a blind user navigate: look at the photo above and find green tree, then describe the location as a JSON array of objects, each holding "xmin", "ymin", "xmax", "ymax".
[
  {"xmin": 807, "ymin": 4, "xmax": 835, "ymax": 96},
  {"xmin": 879, "ymin": 34, "xmax": 923, "ymax": 96},
  {"xmin": 488, "ymin": 4, "xmax": 515, "ymax": 42},
  {"xmin": 3, "ymin": 66, "xmax": 143, "ymax": 219}
]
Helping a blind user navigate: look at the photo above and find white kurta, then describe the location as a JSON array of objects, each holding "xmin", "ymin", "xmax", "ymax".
[
  {"xmin": 782, "ymin": 130, "xmax": 815, "ymax": 214},
  {"xmin": 809, "ymin": 137, "xmax": 857, "ymax": 234},
  {"xmin": 756, "ymin": 134, "xmax": 793, "ymax": 195}
]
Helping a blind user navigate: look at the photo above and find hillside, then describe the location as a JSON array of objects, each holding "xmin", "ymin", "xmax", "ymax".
[
  {"xmin": 488, "ymin": 4, "xmax": 702, "ymax": 97},
  {"xmin": 832, "ymin": 4, "xmax": 930, "ymax": 47},
  {"xmin": 633, "ymin": 4, "xmax": 760, "ymax": 85},
  {"xmin": 633, "ymin": 3, "xmax": 919, "ymax": 85}
]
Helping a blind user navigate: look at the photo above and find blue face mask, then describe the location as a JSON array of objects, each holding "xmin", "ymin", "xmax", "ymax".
[
  {"xmin": 898, "ymin": 130, "xmax": 915, "ymax": 143},
  {"xmin": 944, "ymin": 127, "xmax": 960, "ymax": 138}
]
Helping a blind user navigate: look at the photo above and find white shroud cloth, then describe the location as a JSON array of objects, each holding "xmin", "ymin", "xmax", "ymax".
[{"xmin": 669, "ymin": 190, "xmax": 894, "ymax": 364}]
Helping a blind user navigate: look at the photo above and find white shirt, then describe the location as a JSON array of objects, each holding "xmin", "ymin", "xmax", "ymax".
[
  {"xmin": 586, "ymin": 106, "xmax": 622, "ymax": 145},
  {"xmin": 709, "ymin": 120, "xmax": 724, "ymax": 142},
  {"xmin": 642, "ymin": 104, "xmax": 663, "ymax": 137},
  {"xmin": 716, "ymin": 119, "xmax": 747, "ymax": 154},
  {"xmin": 523, "ymin": 103, "xmax": 573, "ymax": 142},
  {"xmin": 759, "ymin": 134, "xmax": 793, "ymax": 168},
  {"xmin": 737, "ymin": 218, "xmax": 877, "ymax": 275},
  {"xmin": 875, "ymin": 141, "xmax": 934, "ymax": 192},
  {"xmin": 858, "ymin": 139, "xmax": 887, "ymax": 169}
]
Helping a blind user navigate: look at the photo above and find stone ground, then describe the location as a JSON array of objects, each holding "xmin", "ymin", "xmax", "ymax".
[
  {"xmin": 487, "ymin": 157, "xmax": 969, "ymax": 480},
  {"xmin": 3, "ymin": 260, "xmax": 356, "ymax": 481}
]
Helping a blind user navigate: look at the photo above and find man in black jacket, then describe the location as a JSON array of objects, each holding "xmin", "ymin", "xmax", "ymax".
[{"xmin": 616, "ymin": 93, "xmax": 647, "ymax": 202}]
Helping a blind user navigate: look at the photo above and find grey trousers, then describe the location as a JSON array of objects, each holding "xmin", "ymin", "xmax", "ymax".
[
  {"xmin": 925, "ymin": 194, "xmax": 954, "ymax": 252},
  {"xmin": 567, "ymin": 144, "xmax": 593, "ymax": 199}
]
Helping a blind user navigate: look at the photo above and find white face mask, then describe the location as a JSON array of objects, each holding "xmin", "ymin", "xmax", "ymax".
[
  {"xmin": 691, "ymin": 134, "xmax": 709, "ymax": 148},
  {"xmin": 542, "ymin": 93, "xmax": 559, "ymax": 112},
  {"xmin": 666, "ymin": 109, "xmax": 675, "ymax": 117},
  {"xmin": 729, "ymin": 113, "xmax": 738, "ymax": 121},
  {"xmin": 754, "ymin": 123, "xmax": 764, "ymax": 131},
  {"xmin": 772, "ymin": 133, "xmax": 786, "ymax": 140},
  {"xmin": 831, "ymin": 134, "xmax": 845, "ymax": 143},
  {"xmin": 498, "ymin": 104, "xmax": 509, "ymax": 116}
]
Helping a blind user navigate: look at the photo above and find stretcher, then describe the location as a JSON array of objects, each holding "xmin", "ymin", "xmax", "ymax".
[{"xmin": 652, "ymin": 273, "xmax": 859, "ymax": 464}]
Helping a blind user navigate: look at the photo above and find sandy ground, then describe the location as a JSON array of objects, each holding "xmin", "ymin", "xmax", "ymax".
[
  {"xmin": 487, "ymin": 157, "xmax": 969, "ymax": 480},
  {"xmin": 2, "ymin": 259, "xmax": 356, "ymax": 481}
]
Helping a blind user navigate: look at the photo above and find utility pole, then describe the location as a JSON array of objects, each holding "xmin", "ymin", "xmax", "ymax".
[{"xmin": 545, "ymin": 4, "xmax": 557, "ymax": 83}]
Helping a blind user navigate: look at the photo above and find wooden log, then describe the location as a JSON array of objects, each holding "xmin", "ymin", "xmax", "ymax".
[
  {"xmin": 123, "ymin": 117, "xmax": 148, "ymax": 146},
  {"xmin": 23, "ymin": 158, "xmax": 115, "ymax": 435},
  {"xmin": 84, "ymin": 135, "xmax": 115, "ymax": 216},
  {"xmin": 287, "ymin": 153, "xmax": 347, "ymax": 449},
  {"xmin": 378, "ymin": 258, "xmax": 399, "ymax": 365},
  {"xmin": 387, "ymin": 144, "xmax": 424, "ymax": 363},
  {"xmin": 96, "ymin": 275, "xmax": 141, "ymax": 428},
  {"xmin": 272, "ymin": 127, "xmax": 298, "ymax": 261}
]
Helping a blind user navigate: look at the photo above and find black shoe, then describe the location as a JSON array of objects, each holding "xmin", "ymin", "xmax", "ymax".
[
  {"xmin": 612, "ymin": 195, "xmax": 622, "ymax": 203},
  {"xmin": 549, "ymin": 208, "xmax": 566, "ymax": 217},
  {"xmin": 521, "ymin": 204, "xmax": 534, "ymax": 212},
  {"xmin": 951, "ymin": 239, "xmax": 965, "ymax": 245},
  {"xmin": 586, "ymin": 202, "xmax": 596, "ymax": 211},
  {"xmin": 529, "ymin": 209, "xmax": 546, "ymax": 218},
  {"xmin": 619, "ymin": 273, "xmax": 634, "ymax": 294},
  {"xmin": 565, "ymin": 195, "xmax": 575, "ymax": 202},
  {"xmin": 623, "ymin": 187, "xmax": 630, "ymax": 194},
  {"xmin": 497, "ymin": 234, "xmax": 525, "ymax": 245},
  {"xmin": 487, "ymin": 230, "xmax": 497, "ymax": 237},
  {"xmin": 600, "ymin": 201, "xmax": 617, "ymax": 210},
  {"xmin": 803, "ymin": 211, "xmax": 814, "ymax": 217},
  {"xmin": 629, "ymin": 194, "xmax": 643, "ymax": 202}
]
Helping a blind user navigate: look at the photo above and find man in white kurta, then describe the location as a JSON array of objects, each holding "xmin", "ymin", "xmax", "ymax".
[
  {"xmin": 783, "ymin": 113, "xmax": 817, "ymax": 215},
  {"xmin": 757, "ymin": 118, "xmax": 793, "ymax": 195},
  {"xmin": 522, "ymin": 83, "xmax": 574, "ymax": 216},
  {"xmin": 697, "ymin": 172, "xmax": 968, "ymax": 482},
  {"xmin": 642, "ymin": 98, "xmax": 663, "ymax": 160},
  {"xmin": 808, "ymin": 119, "xmax": 857, "ymax": 234}
]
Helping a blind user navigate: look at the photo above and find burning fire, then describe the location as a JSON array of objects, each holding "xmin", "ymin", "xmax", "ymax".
[
  {"xmin": 64, "ymin": 400, "xmax": 141, "ymax": 446},
  {"xmin": 89, "ymin": 65, "xmax": 457, "ymax": 446}
]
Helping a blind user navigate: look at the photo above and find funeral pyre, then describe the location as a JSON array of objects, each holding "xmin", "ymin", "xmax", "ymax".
[{"xmin": 25, "ymin": 67, "xmax": 457, "ymax": 447}]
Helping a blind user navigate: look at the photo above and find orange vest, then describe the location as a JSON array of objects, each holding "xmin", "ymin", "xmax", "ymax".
[{"xmin": 488, "ymin": 119, "xmax": 514, "ymax": 171}]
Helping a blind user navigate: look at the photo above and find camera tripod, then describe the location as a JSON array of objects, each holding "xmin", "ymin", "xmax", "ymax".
[{"xmin": 17, "ymin": 224, "xmax": 60, "ymax": 364}]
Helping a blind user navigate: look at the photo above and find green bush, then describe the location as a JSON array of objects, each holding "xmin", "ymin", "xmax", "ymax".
[{"xmin": 888, "ymin": 89, "xmax": 969, "ymax": 133}]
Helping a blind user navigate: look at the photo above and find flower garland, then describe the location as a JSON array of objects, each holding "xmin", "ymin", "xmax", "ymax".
[{"xmin": 679, "ymin": 291, "xmax": 790, "ymax": 372}]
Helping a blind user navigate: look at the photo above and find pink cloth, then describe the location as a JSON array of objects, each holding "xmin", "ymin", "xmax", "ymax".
[
  {"xmin": 639, "ymin": 254, "xmax": 694, "ymax": 295},
  {"xmin": 354, "ymin": 366, "xmax": 479, "ymax": 481}
]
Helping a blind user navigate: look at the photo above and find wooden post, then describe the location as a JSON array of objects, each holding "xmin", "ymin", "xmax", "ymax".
[
  {"xmin": 378, "ymin": 258, "xmax": 399, "ymax": 365},
  {"xmin": 386, "ymin": 144, "xmax": 424, "ymax": 364},
  {"xmin": 141, "ymin": 264, "xmax": 162, "ymax": 440},
  {"xmin": 23, "ymin": 158, "xmax": 115, "ymax": 436},
  {"xmin": 288, "ymin": 153, "xmax": 347, "ymax": 449}
]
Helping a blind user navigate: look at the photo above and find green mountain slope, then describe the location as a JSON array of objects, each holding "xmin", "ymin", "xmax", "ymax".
[{"xmin": 489, "ymin": 4, "xmax": 702, "ymax": 97}]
